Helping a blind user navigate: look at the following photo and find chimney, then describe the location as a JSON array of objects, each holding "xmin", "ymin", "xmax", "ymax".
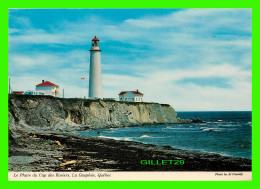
[
  {"xmin": 42, "ymin": 80, "xmax": 45, "ymax": 83},
  {"xmin": 137, "ymin": 89, "xmax": 139, "ymax": 92}
]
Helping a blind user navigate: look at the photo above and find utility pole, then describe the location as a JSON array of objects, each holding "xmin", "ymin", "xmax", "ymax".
[
  {"xmin": 81, "ymin": 76, "xmax": 86, "ymax": 99},
  {"xmin": 9, "ymin": 78, "xmax": 11, "ymax": 94}
]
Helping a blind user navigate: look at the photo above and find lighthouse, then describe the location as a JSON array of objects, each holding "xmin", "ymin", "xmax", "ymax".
[{"xmin": 89, "ymin": 36, "xmax": 103, "ymax": 99}]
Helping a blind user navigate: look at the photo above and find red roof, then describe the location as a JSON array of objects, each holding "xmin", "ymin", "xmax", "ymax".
[
  {"xmin": 119, "ymin": 91, "xmax": 143, "ymax": 96},
  {"xmin": 92, "ymin": 36, "xmax": 99, "ymax": 41},
  {"xmin": 119, "ymin": 91, "xmax": 127, "ymax": 95},
  {"xmin": 12, "ymin": 91, "xmax": 24, "ymax": 94},
  {"xmin": 131, "ymin": 91, "xmax": 143, "ymax": 95},
  {"xmin": 36, "ymin": 81, "xmax": 58, "ymax": 87}
]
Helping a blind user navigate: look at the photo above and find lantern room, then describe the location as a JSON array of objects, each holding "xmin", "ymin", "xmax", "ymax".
[{"xmin": 92, "ymin": 36, "xmax": 100, "ymax": 48}]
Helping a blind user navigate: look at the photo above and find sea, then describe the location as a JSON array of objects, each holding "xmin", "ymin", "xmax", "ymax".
[{"xmin": 76, "ymin": 111, "xmax": 252, "ymax": 159}]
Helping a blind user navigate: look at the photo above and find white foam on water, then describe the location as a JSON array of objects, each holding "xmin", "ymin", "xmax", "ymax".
[
  {"xmin": 206, "ymin": 122, "xmax": 218, "ymax": 124},
  {"xmin": 202, "ymin": 128, "xmax": 219, "ymax": 132},
  {"xmin": 221, "ymin": 124, "xmax": 236, "ymax": 126},
  {"xmin": 201, "ymin": 128, "xmax": 228, "ymax": 132},
  {"xmin": 166, "ymin": 126, "xmax": 195, "ymax": 130},
  {"xmin": 98, "ymin": 135, "xmax": 118, "ymax": 140},
  {"xmin": 119, "ymin": 137, "xmax": 133, "ymax": 141},
  {"xmin": 98, "ymin": 135, "xmax": 133, "ymax": 141},
  {"xmin": 140, "ymin": 134, "xmax": 152, "ymax": 138},
  {"xmin": 212, "ymin": 129, "xmax": 225, "ymax": 132}
]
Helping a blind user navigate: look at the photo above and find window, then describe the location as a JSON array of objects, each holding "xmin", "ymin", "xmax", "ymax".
[{"xmin": 92, "ymin": 41, "xmax": 99, "ymax": 47}]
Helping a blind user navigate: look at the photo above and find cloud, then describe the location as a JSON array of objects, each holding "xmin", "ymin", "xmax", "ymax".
[
  {"xmin": 9, "ymin": 16, "xmax": 32, "ymax": 28},
  {"xmin": 101, "ymin": 63, "xmax": 251, "ymax": 111},
  {"xmin": 124, "ymin": 8, "xmax": 251, "ymax": 32}
]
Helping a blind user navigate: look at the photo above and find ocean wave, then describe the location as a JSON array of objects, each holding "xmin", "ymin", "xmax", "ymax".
[
  {"xmin": 206, "ymin": 128, "xmax": 233, "ymax": 132},
  {"xmin": 206, "ymin": 122, "xmax": 218, "ymax": 124},
  {"xmin": 98, "ymin": 135, "xmax": 133, "ymax": 141},
  {"xmin": 166, "ymin": 126, "xmax": 195, "ymax": 130},
  {"xmin": 219, "ymin": 124, "xmax": 237, "ymax": 127},
  {"xmin": 201, "ymin": 128, "xmax": 224, "ymax": 132},
  {"xmin": 202, "ymin": 128, "xmax": 214, "ymax": 132},
  {"xmin": 98, "ymin": 135, "xmax": 118, "ymax": 140},
  {"xmin": 218, "ymin": 125, "xmax": 238, "ymax": 129},
  {"xmin": 140, "ymin": 135, "xmax": 153, "ymax": 138}
]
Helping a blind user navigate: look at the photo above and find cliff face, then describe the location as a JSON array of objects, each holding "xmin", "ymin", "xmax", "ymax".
[{"xmin": 8, "ymin": 95, "xmax": 184, "ymax": 131}]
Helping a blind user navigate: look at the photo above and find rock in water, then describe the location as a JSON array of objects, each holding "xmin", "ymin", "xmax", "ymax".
[{"xmin": 191, "ymin": 118, "xmax": 205, "ymax": 123}]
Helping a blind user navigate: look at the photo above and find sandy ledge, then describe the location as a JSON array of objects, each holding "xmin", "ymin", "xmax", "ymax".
[{"xmin": 8, "ymin": 129, "xmax": 251, "ymax": 172}]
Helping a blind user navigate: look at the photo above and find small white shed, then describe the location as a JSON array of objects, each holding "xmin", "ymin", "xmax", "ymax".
[
  {"xmin": 119, "ymin": 90, "xmax": 144, "ymax": 102},
  {"xmin": 36, "ymin": 80, "xmax": 59, "ymax": 97}
]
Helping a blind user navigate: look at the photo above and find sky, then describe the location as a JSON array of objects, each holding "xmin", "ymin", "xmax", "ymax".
[{"xmin": 8, "ymin": 8, "xmax": 252, "ymax": 111}]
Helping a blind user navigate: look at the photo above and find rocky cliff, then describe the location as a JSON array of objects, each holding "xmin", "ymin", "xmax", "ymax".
[{"xmin": 8, "ymin": 94, "xmax": 186, "ymax": 131}]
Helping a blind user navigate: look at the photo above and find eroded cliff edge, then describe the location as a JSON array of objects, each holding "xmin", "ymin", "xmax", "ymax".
[{"xmin": 8, "ymin": 94, "xmax": 187, "ymax": 131}]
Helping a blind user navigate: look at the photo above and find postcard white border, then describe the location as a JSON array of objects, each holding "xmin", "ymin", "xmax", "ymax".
[{"xmin": 8, "ymin": 171, "xmax": 252, "ymax": 181}]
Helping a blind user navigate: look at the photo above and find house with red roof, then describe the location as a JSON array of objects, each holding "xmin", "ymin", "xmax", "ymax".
[
  {"xmin": 36, "ymin": 80, "xmax": 59, "ymax": 97},
  {"xmin": 12, "ymin": 91, "xmax": 24, "ymax": 95},
  {"xmin": 119, "ymin": 90, "xmax": 143, "ymax": 102}
]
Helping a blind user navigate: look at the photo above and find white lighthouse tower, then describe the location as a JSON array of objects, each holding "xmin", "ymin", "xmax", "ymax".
[{"xmin": 89, "ymin": 36, "xmax": 103, "ymax": 99}]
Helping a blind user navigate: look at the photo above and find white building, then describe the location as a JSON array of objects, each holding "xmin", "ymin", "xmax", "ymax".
[
  {"xmin": 119, "ymin": 90, "xmax": 144, "ymax": 102},
  {"xmin": 36, "ymin": 80, "xmax": 59, "ymax": 97},
  {"xmin": 24, "ymin": 90, "xmax": 34, "ymax": 95},
  {"xmin": 25, "ymin": 90, "xmax": 44, "ymax": 95},
  {"xmin": 89, "ymin": 36, "xmax": 103, "ymax": 99}
]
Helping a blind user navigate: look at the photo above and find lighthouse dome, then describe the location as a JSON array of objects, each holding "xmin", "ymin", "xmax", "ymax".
[{"xmin": 92, "ymin": 36, "xmax": 99, "ymax": 41}]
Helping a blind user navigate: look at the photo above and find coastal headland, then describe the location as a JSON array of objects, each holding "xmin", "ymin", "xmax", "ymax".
[
  {"xmin": 8, "ymin": 94, "xmax": 251, "ymax": 171},
  {"xmin": 8, "ymin": 94, "xmax": 189, "ymax": 130}
]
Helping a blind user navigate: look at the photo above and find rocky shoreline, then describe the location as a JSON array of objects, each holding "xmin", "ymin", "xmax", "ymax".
[
  {"xmin": 8, "ymin": 95, "xmax": 251, "ymax": 172},
  {"xmin": 9, "ymin": 129, "xmax": 251, "ymax": 172}
]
